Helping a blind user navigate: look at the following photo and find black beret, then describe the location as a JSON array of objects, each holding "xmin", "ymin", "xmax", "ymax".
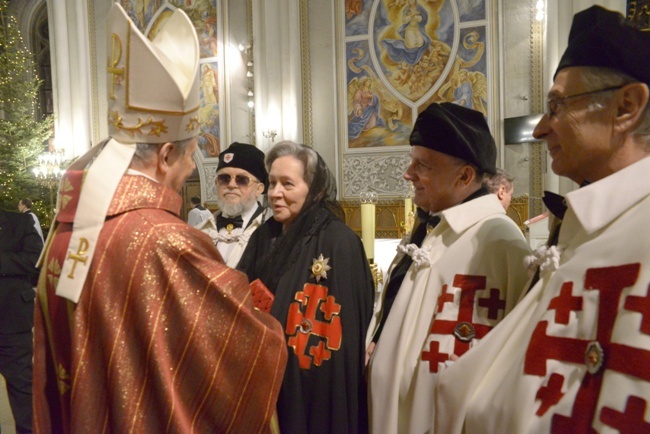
[
  {"xmin": 555, "ymin": 6, "xmax": 650, "ymax": 85},
  {"xmin": 410, "ymin": 102, "xmax": 497, "ymax": 175},
  {"xmin": 217, "ymin": 142, "xmax": 268, "ymax": 189}
]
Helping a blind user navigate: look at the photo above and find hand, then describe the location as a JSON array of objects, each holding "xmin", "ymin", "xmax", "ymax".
[{"xmin": 365, "ymin": 342, "xmax": 376, "ymax": 367}]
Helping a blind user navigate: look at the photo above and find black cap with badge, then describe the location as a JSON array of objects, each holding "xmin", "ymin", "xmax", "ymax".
[
  {"xmin": 409, "ymin": 102, "xmax": 497, "ymax": 175},
  {"xmin": 217, "ymin": 142, "xmax": 269, "ymax": 190}
]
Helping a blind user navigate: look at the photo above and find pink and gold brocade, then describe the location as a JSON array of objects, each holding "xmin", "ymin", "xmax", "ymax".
[{"xmin": 33, "ymin": 172, "xmax": 287, "ymax": 434}]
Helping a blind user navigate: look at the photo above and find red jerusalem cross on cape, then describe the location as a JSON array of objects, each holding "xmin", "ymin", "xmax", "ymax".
[
  {"xmin": 525, "ymin": 263, "xmax": 650, "ymax": 433},
  {"xmin": 286, "ymin": 283, "xmax": 343, "ymax": 369},
  {"xmin": 421, "ymin": 274, "xmax": 506, "ymax": 373}
]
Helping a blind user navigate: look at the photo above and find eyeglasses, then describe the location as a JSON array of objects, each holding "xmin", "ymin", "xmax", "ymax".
[
  {"xmin": 546, "ymin": 85, "xmax": 624, "ymax": 117},
  {"xmin": 216, "ymin": 173, "xmax": 260, "ymax": 188}
]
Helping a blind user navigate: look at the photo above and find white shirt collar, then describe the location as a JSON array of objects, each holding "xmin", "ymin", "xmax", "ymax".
[
  {"xmin": 566, "ymin": 155, "xmax": 650, "ymax": 234},
  {"xmin": 440, "ymin": 194, "xmax": 505, "ymax": 234},
  {"xmin": 126, "ymin": 168, "xmax": 159, "ymax": 183}
]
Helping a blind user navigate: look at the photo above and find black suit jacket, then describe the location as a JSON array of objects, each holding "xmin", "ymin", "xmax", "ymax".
[{"xmin": 0, "ymin": 211, "xmax": 43, "ymax": 335}]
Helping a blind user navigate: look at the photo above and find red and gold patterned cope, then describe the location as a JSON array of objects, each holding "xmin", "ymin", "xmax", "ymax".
[{"xmin": 33, "ymin": 171, "xmax": 287, "ymax": 434}]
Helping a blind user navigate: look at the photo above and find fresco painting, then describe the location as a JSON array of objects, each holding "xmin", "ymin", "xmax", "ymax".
[{"xmin": 345, "ymin": 0, "xmax": 490, "ymax": 148}]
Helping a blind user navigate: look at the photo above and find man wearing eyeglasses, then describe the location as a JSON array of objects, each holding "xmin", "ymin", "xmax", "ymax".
[
  {"xmin": 211, "ymin": 142, "xmax": 269, "ymax": 267},
  {"xmin": 435, "ymin": 6, "xmax": 650, "ymax": 433}
]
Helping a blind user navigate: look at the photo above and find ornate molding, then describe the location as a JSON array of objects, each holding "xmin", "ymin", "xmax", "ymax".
[
  {"xmin": 299, "ymin": 0, "xmax": 313, "ymax": 146},
  {"xmin": 529, "ymin": 0, "xmax": 544, "ymax": 217},
  {"xmin": 202, "ymin": 163, "xmax": 220, "ymax": 203},
  {"xmin": 247, "ymin": 0, "xmax": 255, "ymax": 145},
  {"xmin": 342, "ymin": 154, "xmax": 410, "ymax": 198}
]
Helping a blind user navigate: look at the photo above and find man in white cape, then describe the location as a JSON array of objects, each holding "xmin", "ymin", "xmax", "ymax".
[
  {"xmin": 196, "ymin": 142, "xmax": 268, "ymax": 267},
  {"xmin": 366, "ymin": 102, "xmax": 531, "ymax": 433},
  {"xmin": 435, "ymin": 6, "xmax": 650, "ymax": 433}
]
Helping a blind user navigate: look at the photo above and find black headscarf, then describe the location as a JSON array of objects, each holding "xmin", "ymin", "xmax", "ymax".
[{"xmin": 238, "ymin": 146, "xmax": 343, "ymax": 294}]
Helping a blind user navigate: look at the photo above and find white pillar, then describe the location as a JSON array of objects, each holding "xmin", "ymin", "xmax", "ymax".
[
  {"xmin": 252, "ymin": 0, "xmax": 303, "ymax": 153},
  {"xmin": 47, "ymin": 0, "xmax": 92, "ymax": 158}
]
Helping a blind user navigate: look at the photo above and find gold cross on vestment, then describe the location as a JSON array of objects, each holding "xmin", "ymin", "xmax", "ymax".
[
  {"xmin": 66, "ymin": 238, "xmax": 90, "ymax": 279},
  {"xmin": 108, "ymin": 34, "xmax": 124, "ymax": 99}
]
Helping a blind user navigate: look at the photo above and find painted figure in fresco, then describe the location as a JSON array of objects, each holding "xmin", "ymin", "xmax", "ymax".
[
  {"xmin": 201, "ymin": 63, "xmax": 219, "ymax": 104},
  {"xmin": 199, "ymin": 105, "xmax": 221, "ymax": 158},
  {"xmin": 382, "ymin": 0, "xmax": 432, "ymax": 65},
  {"xmin": 200, "ymin": 14, "xmax": 218, "ymax": 57},
  {"xmin": 453, "ymin": 69, "xmax": 474, "ymax": 108},
  {"xmin": 346, "ymin": 0, "xmax": 363, "ymax": 19},
  {"xmin": 348, "ymin": 76, "xmax": 385, "ymax": 139}
]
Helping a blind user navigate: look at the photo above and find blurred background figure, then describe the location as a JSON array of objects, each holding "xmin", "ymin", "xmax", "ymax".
[
  {"xmin": 186, "ymin": 195, "xmax": 212, "ymax": 227},
  {"xmin": 483, "ymin": 168, "xmax": 515, "ymax": 210},
  {"xmin": 18, "ymin": 198, "xmax": 44, "ymax": 241},
  {"xmin": 0, "ymin": 210, "xmax": 43, "ymax": 434}
]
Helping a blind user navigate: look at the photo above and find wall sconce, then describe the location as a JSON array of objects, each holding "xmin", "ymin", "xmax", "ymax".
[
  {"xmin": 240, "ymin": 42, "xmax": 255, "ymax": 110},
  {"xmin": 535, "ymin": 0, "xmax": 544, "ymax": 21},
  {"xmin": 262, "ymin": 129, "xmax": 277, "ymax": 143}
]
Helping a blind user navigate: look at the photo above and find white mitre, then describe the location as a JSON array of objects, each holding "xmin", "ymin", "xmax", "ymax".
[{"xmin": 55, "ymin": 3, "xmax": 200, "ymax": 303}]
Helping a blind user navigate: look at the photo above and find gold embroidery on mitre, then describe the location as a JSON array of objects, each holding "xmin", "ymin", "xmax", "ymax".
[
  {"xmin": 186, "ymin": 116, "xmax": 200, "ymax": 132},
  {"xmin": 56, "ymin": 363, "xmax": 71, "ymax": 395},
  {"xmin": 310, "ymin": 254, "xmax": 332, "ymax": 283},
  {"xmin": 66, "ymin": 238, "xmax": 90, "ymax": 279},
  {"xmin": 107, "ymin": 33, "xmax": 124, "ymax": 100},
  {"xmin": 109, "ymin": 110, "xmax": 168, "ymax": 137}
]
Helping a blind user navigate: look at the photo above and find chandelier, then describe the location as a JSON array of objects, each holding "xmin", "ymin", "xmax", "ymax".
[{"xmin": 32, "ymin": 149, "xmax": 65, "ymax": 188}]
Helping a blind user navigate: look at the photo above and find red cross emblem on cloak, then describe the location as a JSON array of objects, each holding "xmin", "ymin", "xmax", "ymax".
[
  {"xmin": 421, "ymin": 274, "xmax": 505, "ymax": 372},
  {"xmin": 524, "ymin": 263, "xmax": 650, "ymax": 432},
  {"xmin": 286, "ymin": 283, "xmax": 342, "ymax": 369}
]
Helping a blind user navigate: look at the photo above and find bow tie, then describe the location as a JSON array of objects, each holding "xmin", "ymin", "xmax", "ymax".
[
  {"xmin": 216, "ymin": 215, "xmax": 244, "ymax": 233},
  {"xmin": 416, "ymin": 208, "xmax": 440, "ymax": 230},
  {"xmin": 542, "ymin": 191, "xmax": 567, "ymax": 220}
]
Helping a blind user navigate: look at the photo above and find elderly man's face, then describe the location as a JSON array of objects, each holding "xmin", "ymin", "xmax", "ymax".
[
  {"xmin": 533, "ymin": 67, "xmax": 620, "ymax": 183},
  {"xmin": 403, "ymin": 146, "xmax": 468, "ymax": 214},
  {"xmin": 215, "ymin": 167, "xmax": 264, "ymax": 217}
]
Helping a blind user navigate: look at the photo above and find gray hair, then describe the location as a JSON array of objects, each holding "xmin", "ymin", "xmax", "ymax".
[
  {"xmin": 483, "ymin": 168, "xmax": 514, "ymax": 194},
  {"xmin": 581, "ymin": 67, "xmax": 650, "ymax": 141},
  {"xmin": 265, "ymin": 140, "xmax": 319, "ymax": 186},
  {"xmin": 132, "ymin": 137, "xmax": 195, "ymax": 165}
]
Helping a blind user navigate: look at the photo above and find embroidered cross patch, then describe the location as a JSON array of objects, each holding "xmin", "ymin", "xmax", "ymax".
[{"xmin": 286, "ymin": 284, "xmax": 342, "ymax": 369}]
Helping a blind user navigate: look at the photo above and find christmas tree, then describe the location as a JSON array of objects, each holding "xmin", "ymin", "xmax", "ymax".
[{"xmin": 0, "ymin": 0, "xmax": 53, "ymax": 219}]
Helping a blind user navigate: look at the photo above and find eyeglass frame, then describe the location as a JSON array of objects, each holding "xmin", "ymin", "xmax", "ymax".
[
  {"xmin": 546, "ymin": 85, "xmax": 624, "ymax": 118},
  {"xmin": 215, "ymin": 173, "xmax": 261, "ymax": 188}
]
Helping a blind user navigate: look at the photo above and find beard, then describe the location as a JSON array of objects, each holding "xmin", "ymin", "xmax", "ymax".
[{"xmin": 216, "ymin": 192, "xmax": 259, "ymax": 217}]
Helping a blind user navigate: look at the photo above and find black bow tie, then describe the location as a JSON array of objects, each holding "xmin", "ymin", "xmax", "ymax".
[
  {"xmin": 216, "ymin": 215, "xmax": 243, "ymax": 232},
  {"xmin": 542, "ymin": 191, "xmax": 567, "ymax": 220}
]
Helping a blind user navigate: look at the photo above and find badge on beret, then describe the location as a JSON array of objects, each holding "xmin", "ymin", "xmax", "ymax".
[{"xmin": 223, "ymin": 153, "xmax": 234, "ymax": 163}]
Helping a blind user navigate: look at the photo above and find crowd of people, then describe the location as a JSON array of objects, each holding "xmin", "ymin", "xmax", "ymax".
[{"xmin": 1, "ymin": 3, "xmax": 647, "ymax": 433}]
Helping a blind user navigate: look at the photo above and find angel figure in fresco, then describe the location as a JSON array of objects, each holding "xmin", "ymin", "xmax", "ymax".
[
  {"xmin": 199, "ymin": 105, "xmax": 221, "ymax": 157},
  {"xmin": 381, "ymin": 0, "xmax": 432, "ymax": 65},
  {"xmin": 348, "ymin": 76, "xmax": 385, "ymax": 139},
  {"xmin": 437, "ymin": 31, "xmax": 488, "ymax": 114},
  {"xmin": 346, "ymin": 0, "xmax": 362, "ymax": 19},
  {"xmin": 200, "ymin": 13, "xmax": 219, "ymax": 58}
]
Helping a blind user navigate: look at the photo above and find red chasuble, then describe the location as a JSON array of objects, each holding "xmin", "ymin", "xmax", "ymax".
[{"xmin": 33, "ymin": 172, "xmax": 287, "ymax": 433}]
